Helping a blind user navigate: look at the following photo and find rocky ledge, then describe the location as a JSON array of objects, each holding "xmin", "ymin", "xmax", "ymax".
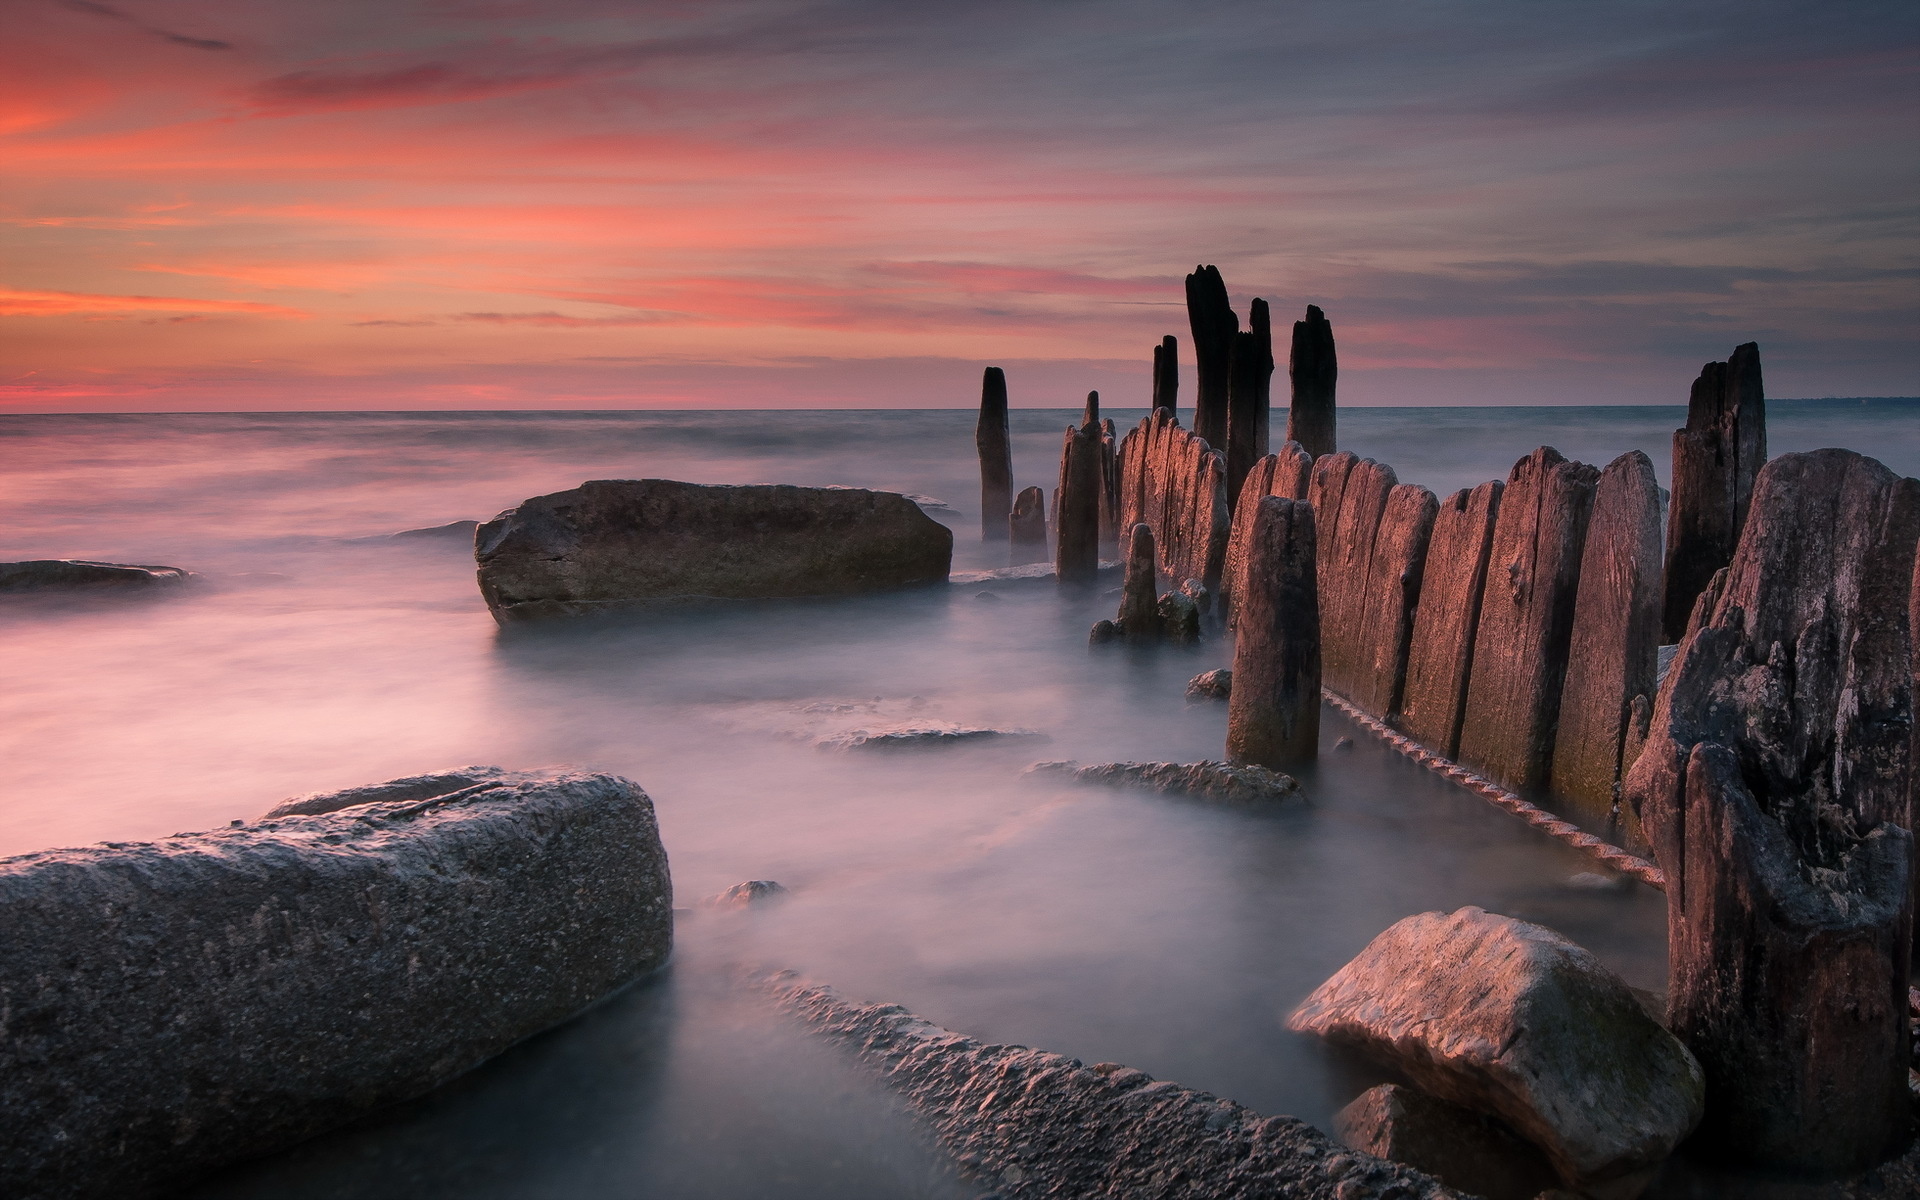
[
  {"xmin": 1027, "ymin": 759, "xmax": 1300, "ymax": 805},
  {"xmin": 0, "ymin": 560, "xmax": 191, "ymax": 593},
  {"xmin": 0, "ymin": 767, "xmax": 672, "ymax": 1200}
]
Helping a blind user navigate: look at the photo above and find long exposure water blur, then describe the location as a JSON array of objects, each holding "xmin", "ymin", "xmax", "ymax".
[{"xmin": 3, "ymin": 401, "xmax": 1914, "ymax": 1198}]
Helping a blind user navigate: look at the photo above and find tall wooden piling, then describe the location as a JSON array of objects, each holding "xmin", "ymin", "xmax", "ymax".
[
  {"xmin": 1186, "ymin": 265, "xmax": 1238, "ymax": 449},
  {"xmin": 1320, "ymin": 459, "xmax": 1397, "ymax": 701},
  {"xmin": 1009, "ymin": 486, "xmax": 1047, "ymax": 562},
  {"xmin": 1221, "ymin": 441, "xmax": 1314, "ymax": 625},
  {"xmin": 1227, "ymin": 497, "xmax": 1320, "ymax": 769},
  {"xmin": 1118, "ymin": 523, "xmax": 1162, "ymax": 640},
  {"xmin": 976, "ymin": 367, "xmax": 1013, "ymax": 542},
  {"xmin": 1350, "ymin": 484, "xmax": 1438, "ymax": 718},
  {"xmin": 1457, "ymin": 447, "xmax": 1599, "ymax": 792},
  {"xmin": 1399, "ymin": 480, "xmax": 1502, "ymax": 758},
  {"xmin": 1550, "ymin": 451, "xmax": 1664, "ymax": 820},
  {"xmin": 1625, "ymin": 449, "xmax": 1919, "ymax": 1173},
  {"xmin": 1225, "ymin": 299, "xmax": 1273, "ymax": 510},
  {"xmin": 1055, "ymin": 421, "xmax": 1103, "ymax": 584},
  {"xmin": 1287, "ymin": 305, "xmax": 1337, "ymax": 458},
  {"xmin": 1099, "ymin": 417, "xmax": 1120, "ymax": 554},
  {"xmin": 1661, "ymin": 343, "xmax": 1766, "ymax": 641},
  {"xmin": 1152, "ymin": 335, "xmax": 1179, "ymax": 417}
]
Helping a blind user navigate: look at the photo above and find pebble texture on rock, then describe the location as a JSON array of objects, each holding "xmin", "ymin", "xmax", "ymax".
[
  {"xmin": 475, "ymin": 479, "xmax": 952, "ymax": 620},
  {"xmin": 1228, "ymin": 497, "xmax": 1320, "ymax": 769},
  {"xmin": 1624, "ymin": 448, "xmax": 1919, "ymax": 1173},
  {"xmin": 759, "ymin": 972, "xmax": 1461, "ymax": 1200},
  {"xmin": 0, "ymin": 767, "xmax": 673, "ymax": 1200},
  {"xmin": 1551, "ymin": 451, "xmax": 1664, "ymax": 822},
  {"xmin": 1661, "ymin": 343, "xmax": 1766, "ymax": 642},
  {"xmin": 0, "ymin": 560, "xmax": 191, "ymax": 592},
  {"xmin": 1399, "ymin": 481, "xmax": 1501, "ymax": 759},
  {"xmin": 1116, "ymin": 407, "xmax": 1231, "ymax": 600},
  {"xmin": 976, "ymin": 367, "xmax": 1013, "ymax": 542},
  {"xmin": 1287, "ymin": 304, "xmax": 1338, "ymax": 458},
  {"xmin": 1457, "ymin": 448, "xmax": 1598, "ymax": 792},
  {"xmin": 1288, "ymin": 907, "xmax": 1704, "ymax": 1198},
  {"xmin": 1027, "ymin": 759, "xmax": 1299, "ymax": 805}
]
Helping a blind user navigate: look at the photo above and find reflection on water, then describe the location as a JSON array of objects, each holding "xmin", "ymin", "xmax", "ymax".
[{"xmin": 2, "ymin": 404, "xmax": 1910, "ymax": 1196}]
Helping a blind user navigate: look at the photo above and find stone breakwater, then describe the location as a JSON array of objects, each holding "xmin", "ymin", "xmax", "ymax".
[
  {"xmin": 0, "ymin": 767, "xmax": 672, "ymax": 1200},
  {"xmin": 755, "ymin": 971, "xmax": 1462, "ymax": 1200}
]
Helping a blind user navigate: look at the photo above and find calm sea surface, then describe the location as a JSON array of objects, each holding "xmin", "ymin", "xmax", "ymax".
[{"xmin": 2, "ymin": 401, "xmax": 1914, "ymax": 1198}]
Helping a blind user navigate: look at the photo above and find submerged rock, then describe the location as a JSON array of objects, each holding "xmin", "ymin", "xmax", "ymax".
[
  {"xmin": 475, "ymin": 479, "xmax": 952, "ymax": 621},
  {"xmin": 709, "ymin": 879, "xmax": 788, "ymax": 909},
  {"xmin": 345, "ymin": 520, "xmax": 481, "ymax": 544},
  {"xmin": 820, "ymin": 725, "xmax": 1044, "ymax": 752},
  {"xmin": 0, "ymin": 559, "xmax": 191, "ymax": 593},
  {"xmin": 758, "ymin": 971, "xmax": 1459, "ymax": 1199},
  {"xmin": 1288, "ymin": 907, "xmax": 1702, "ymax": 1198},
  {"xmin": 1334, "ymin": 1083, "xmax": 1559, "ymax": 1200},
  {"xmin": 1185, "ymin": 668, "xmax": 1233, "ymax": 702},
  {"xmin": 1156, "ymin": 589, "xmax": 1202, "ymax": 643},
  {"xmin": 1027, "ymin": 760, "xmax": 1299, "ymax": 805},
  {"xmin": 0, "ymin": 767, "xmax": 671, "ymax": 1200}
]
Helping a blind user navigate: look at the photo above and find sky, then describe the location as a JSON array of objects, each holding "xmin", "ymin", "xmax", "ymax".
[{"xmin": 3, "ymin": 0, "xmax": 1915, "ymax": 411}]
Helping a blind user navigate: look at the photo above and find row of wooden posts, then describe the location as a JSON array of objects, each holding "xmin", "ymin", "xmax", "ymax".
[{"xmin": 972, "ymin": 267, "xmax": 1920, "ymax": 1175}]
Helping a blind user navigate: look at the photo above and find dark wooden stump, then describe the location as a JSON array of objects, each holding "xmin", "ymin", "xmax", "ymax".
[
  {"xmin": 1225, "ymin": 300, "xmax": 1273, "ymax": 512},
  {"xmin": 1227, "ymin": 497, "xmax": 1320, "ymax": 769},
  {"xmin": 975, "ymin": 367, "xmax": 1012, "ymax": 542},
  {"xmin": 1286, "ymin": 304, "xmax": 1337, "ymax": 458},
  {"xmin": 1551, "ymin": 450, "xmax": 1664, "ymax": 822},
  {"xmin": 1009, "ymin": 486, "xmax": 1047, "ymax": 562},
  {"xmin": 1055, "ymin": 422, "xmax": 1103, "ymax": 584},
  {"xmin": 1152, "ymin": 334, "xmax": 1179, "ymax": 417},
  {"xmin": 1661, "ymin": 342, "xmax": 1766, "ymax": 641},
  {"xmin": 1119, "ymin": 523, "xmax": 1161, "ymax": 640},
  {"xmin": 1625, "ymin": 448, "xmax": 1920, "ymax": 1173},
  {"xmin": 1399, "ymin": 480, "xmax": 1502, "ymax": 758},
  {"xmin": 1351, "ymin": 483, "xmax": 1438, "ymax": 719},
  {"xmin": 1457, "ymin": 447, "xmax": 1598, "ymax": 792},
  {"xmin": 1099, "ymin": 417, "xmax": 1120, "ymax": 555},
  {"xmin": 1185, "ymin": 264, "xmax": 1237, "ymax": 449}
]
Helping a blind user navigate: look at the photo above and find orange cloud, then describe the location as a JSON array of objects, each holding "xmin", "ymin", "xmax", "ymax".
[{"xmin": 0, "ymin": 287, "xmax": 306, "ymax": 318}]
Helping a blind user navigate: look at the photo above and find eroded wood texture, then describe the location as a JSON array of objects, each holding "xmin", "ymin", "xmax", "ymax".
[
  {"xmin": 1185, "ymin": 264, "xmax": 1238, "ymax": 449},
  {"xmin": 1286, "ymin": 304, "xmax": 1337, "ymax": 458},
  {"xmin": 1457, "ymin": 447, "xmax": 1598, "ymax": 792},
  {"xmin": 1009, "ymin": 486, "xmax": 1048, "ymax": 562},
  {"xmin": 1151, "ymin": 335, "xmax": 1179, "ymax": 416},
  {"xmin": 1550, "ymin": 451, "xmax": 1664, "ymax": 821},
  {"xmin": 1225, "ymin": 300, "xmax": 1273, "ymax": 510},
  {"xmin": 1399, "ymin": 481, "xmax": 1502, "ymax": 758},
  {"xmin": 1319, "ymin": 458, "xmax": 1398, "ymax": 702},
  {"xmin": 1661, "ymin": 342, "xmax": 1767, "ymax": 640},
  {"xmin": 1221, "ymin": 441, "xmax": 1314, "ymax": 626},
  {"xmin": 975, "ymin": 367, "xmax": 1012, "ymax": 541},
  {"xmin": 1624, "ymin": 449, "xmax": 1920, "ymax": 1172},
  {"xmin": 1227, "ymin": 497, "xmax": 1320, "ymax": 769},
  {"xmin": 1116, "ymin": 408, "xmax": 1231, "ymax": 600},
  {"xmin": 1349, "ymin": 484, "xmax": 1439, "ymax": 718},
  {"xmin": 1118, "ymin": 523, "xmax": 1162, "ymax": 640},
  {"xmin": 1055, "ymin": 421, "xmax": 1103, "ymax": 584}
]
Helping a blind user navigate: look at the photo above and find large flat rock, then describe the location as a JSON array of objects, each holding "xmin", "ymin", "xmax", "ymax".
[
  {"xmin": 0, "ymin": 767, "xmax": 672, "ymax": 1199},
  {"xmin": 1288, "ymin": 906, "xmax": 1703, "ymax": 1197},
  {"xmin": 475, "ymin": 479, "xmax": 952, "ymax": 621},
  {"xmin": 0, "ymin": 560, "xmax": 191, "ymax": 592}
]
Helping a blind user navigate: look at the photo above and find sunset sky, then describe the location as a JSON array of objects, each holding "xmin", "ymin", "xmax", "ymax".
[{"xmin": 4, "ymin": 0, "xmax": 1915, "ymax": 411}]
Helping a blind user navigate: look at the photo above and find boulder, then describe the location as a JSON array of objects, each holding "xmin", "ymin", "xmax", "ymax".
[
  {"xmin": 474, "ymin": 479, "xmax": 951, "ymax": 621},
  {"xmin": 1287, "ymin": 907, "xmax": 1704, "ymax": 1198},
  {"xmin": 1156, "ymin": 589, "xmax": 1202, "ymax": 644},
  {"xmin": 1334, "ymin": 1083, "xmax": 1560, "ymax": 1200},
  {"xmin": 1027, "ymin": 759, "xmax": 1299, "ymax": 805},
  {"xmin": 708, "ymin": 879, "xmax": 788, "ymax": 909},
  {"xmin": 1286, "ymin": 304, "xmax": 1337, "ymax": 458},
  {"xmin": 0, "ymin": 560, "xmax": 191, "ymax": 593},
  {"xmin": 0, "ymin": 767, "xmax": 672, "ymax": 1200},
  {"xmin": 760, "ymin": 972, "xmax": 1460, "ymax": 1200},
  {"xmin": 1186, "ymin": 668, "xmax": 1233, "ymax": 702}
]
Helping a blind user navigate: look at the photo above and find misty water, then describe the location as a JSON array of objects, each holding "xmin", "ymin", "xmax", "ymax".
[{"xmin": 3, "ymin": 402, "xmax": 1915, "ymax": 1198}]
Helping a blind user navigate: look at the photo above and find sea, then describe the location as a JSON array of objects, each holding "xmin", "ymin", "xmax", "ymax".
[{"xmin": 2, "ymin": 400, "xmax": 1915, "ymax": 1198}]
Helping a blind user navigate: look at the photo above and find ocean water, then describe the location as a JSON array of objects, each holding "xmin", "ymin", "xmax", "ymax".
[{"xmin": 1, "ymin": 400, "xmax": 1913, "ymax": 1198}]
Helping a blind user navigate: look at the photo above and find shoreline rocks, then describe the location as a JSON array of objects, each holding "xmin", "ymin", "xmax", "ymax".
[
  {"xmin": 0, "ymin": 560, "xmax": 192, "ymax": 593},
  {"xmin": 0, "ymin": 767, "xmax": 673, "ymax": 1200},
  {"xmin": 475, "ymin": 479, "xmax": 952, "ymax": 621},
  {"xmin": 1027, "ymin": 759, "xmax": 1299, "ymax": 805}
]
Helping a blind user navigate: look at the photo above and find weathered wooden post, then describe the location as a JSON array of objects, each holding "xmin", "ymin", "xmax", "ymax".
[
  {"xmin": 1551, "ymin": 450, "xmax": 1664, "ymax": 821},
  {"xmin": 1227, "ymin": 497, "xmax": 1320, "ymax": 768},
  {"xmin": 1351, "ymin": 483, "xmax": 1438, "ymax": 719},
  {"xmin": 1221, "ymin": 441, "xmax": 1314, "ymax": 627},
  {"xmin": 1625, "ymin": 449, "xmax": 1919, "ymax": 1174},
  {"xmin": 1320, "ymin": 458, "xmax": 1398, "ymax": 702},
  {"xmin": 1009, "ymin": 486, "xmax": 1047, "ymax": 562},
  {"xmin": 1399, "ymin": 480, "xmax": 1502, "ymax": 758},
  {"xmin": 1185, "ymin": 265, "xmax": 1237, "ymax": 449},
  {"xmin": 1225, "ymin": 298, "xmax": 1273, "ymax": 511},
  {"xmin": 1118, "ymin": 523, "xmax": 1162, "ymax": 640},
  {"xmin": 1286, "ymin": 304, "xmax": 1337, "ymax": 458},
  {"xmin": 1152, "ymin": 335, "xmax": 1179, "ymax": 416},
  {"xmin": 1661, "ymin": 342, "xmax": 1766, "ymax": 641},
  {"xmin": 1456, "ymin": 447, "xmax": 1598, "ymax": 792},
  {"xmin": 976, "ymin": 367, "xmax": 1012, "ymax": 542},
  {"xmin": 1099, "ymin": 417, "xmax": 1120, "ymax": 555},
  {"xmin": 1055, "ymin": 421, "xmax": 1102, "ymax": 584}
]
